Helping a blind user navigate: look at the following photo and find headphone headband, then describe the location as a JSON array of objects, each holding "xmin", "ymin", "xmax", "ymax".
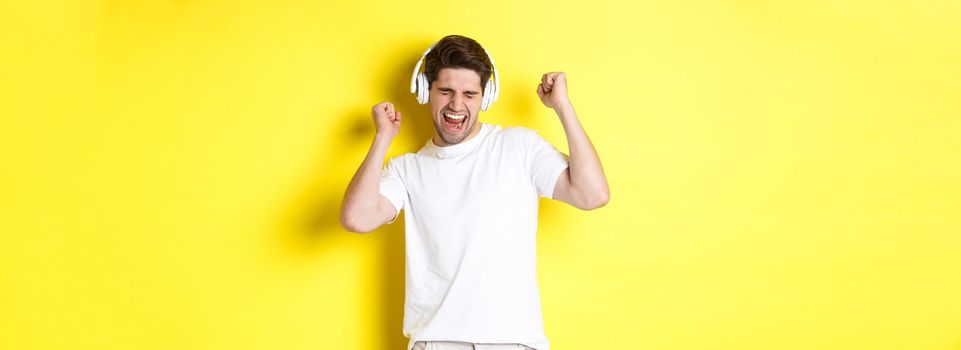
[{"xmin": 409, "ymin": 45, "xmax": 435, "ymax": 94}]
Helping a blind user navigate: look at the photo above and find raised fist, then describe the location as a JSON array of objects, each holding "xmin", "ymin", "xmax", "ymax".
[
  {"xmin": 536, "ymin": 72, "xmax": 571, "ymax": 110},
  {"xmin": 371, "ymin": 101, "xmax": 401, "ymax": 138}
]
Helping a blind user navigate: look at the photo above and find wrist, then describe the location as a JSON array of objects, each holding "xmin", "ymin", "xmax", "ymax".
[
  {"xmin": 374, "ymin": 132, "xmax": 395, "ymax": 143},
  {"xmin": 552, "ymin": 100, "xmax": 575, "ymax": 115}
]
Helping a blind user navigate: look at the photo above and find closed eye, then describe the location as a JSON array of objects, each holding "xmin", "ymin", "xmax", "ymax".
[{"xmin": 438, "ymin": 88, "xmax": 479, "ymax": 98}]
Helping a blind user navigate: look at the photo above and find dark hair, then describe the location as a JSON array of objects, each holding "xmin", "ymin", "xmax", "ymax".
[{"xmin": 424, "ymin": 35, "xmax": 493, "ymax": 93}]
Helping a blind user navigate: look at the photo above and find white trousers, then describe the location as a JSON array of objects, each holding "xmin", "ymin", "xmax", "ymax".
[{"xmin": 412, "ymin": 340, "xmax": 535, "ymax": 350}]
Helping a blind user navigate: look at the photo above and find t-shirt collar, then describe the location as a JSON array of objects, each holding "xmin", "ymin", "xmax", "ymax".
[{"xmin": 420, "ymin": 123, "xmax": 492, "ymax": 160}]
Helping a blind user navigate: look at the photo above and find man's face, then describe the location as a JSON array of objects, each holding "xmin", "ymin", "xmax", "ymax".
[{"xmin": 429, "ymin": 67, "xmax": 483, "ymax": 146}]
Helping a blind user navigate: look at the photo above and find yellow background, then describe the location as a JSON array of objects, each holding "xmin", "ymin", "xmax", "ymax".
[{"xmin": 2, "ymin": 0, "xmax": 959, "ymax": 349}]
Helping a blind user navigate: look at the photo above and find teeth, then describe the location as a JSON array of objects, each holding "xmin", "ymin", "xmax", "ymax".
[{"xmin": 444, "ymin": 113, "xmax": 466, "ymax": 120}]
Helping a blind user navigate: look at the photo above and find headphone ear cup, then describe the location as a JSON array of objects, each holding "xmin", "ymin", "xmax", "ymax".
[
  {"xmin": 415, "ymin": 73, "xmax": 423, "ymax": 104},
  {"xmin": 414, "ymin": 73, "xmax": 423, "ymax": 103},
  {"xmin": 481, "ymin": 79, "xmax": 494, "ymax": 111},
  {"xmin": 418, "ymin": 73, "xmax": 429, "ymax": 104}
]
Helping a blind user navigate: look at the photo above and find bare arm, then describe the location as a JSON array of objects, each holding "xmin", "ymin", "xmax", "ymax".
[
  {"xmin": 340, "ymin": 102, "xmax": 403, "ymax": 233},
  {"xmin": 537, "ymin": 72, "xmax": 610, "ymax": 210}
]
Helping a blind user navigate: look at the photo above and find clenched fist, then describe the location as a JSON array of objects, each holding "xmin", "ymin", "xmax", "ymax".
[
  {"xmin": 537, "ymin": 72, "xmax": 571, "ymax": 110},
  {"xmin": 371, "ymin": 101, "xmax": 401, "ymax": 138}
]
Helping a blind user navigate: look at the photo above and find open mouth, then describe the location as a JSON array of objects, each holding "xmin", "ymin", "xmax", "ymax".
[{"xmin": 442, "ymin": 112, "xmax": 467, "ymax": 133}]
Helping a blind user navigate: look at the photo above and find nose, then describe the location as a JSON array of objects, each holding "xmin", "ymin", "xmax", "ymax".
[{"xmin": 448, "ymin": 93, "xmax": 465, "ymax": 111}]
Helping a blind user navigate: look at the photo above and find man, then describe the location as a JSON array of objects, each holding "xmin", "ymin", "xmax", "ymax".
[{"xmin": 340, "ymin": 35, "xmax": 609, "ymax": 350}]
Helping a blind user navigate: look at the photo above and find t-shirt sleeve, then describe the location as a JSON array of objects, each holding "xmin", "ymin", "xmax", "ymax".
[
  {"xmin": 527, "ymin": 130, "xmax": 570, "ymax": 199},
  {"xmin": 379, "ymin": 158, "xmax": 406, "ymax": 224}
]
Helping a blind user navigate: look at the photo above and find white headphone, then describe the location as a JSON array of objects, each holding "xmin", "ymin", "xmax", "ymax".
[{"xmin": 409, "ymin": 42, "xmax": 500, "ymax": 111}]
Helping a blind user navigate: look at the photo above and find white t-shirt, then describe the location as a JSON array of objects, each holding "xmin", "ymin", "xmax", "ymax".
[{"xmin": 379, "ymin": 122, "xmax": 569, "ymax": 350}]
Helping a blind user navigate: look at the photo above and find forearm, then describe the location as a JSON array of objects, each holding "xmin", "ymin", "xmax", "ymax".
[
  {"xmin": 341, "ymin": 133, "xmax": 393, "ymax": 226},
  {"xmin": 554, "ymin": 102, "xmax": 610, "ymax": 204}
]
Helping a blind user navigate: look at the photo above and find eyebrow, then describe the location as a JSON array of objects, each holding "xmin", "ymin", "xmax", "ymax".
[{"xmin": 437, "ymin": 87, "xmax": 480, "ymax": 95}]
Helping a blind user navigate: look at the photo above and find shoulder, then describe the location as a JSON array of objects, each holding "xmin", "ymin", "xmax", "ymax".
[
  {"xmin": 386, "ymin": 152, "xmax": 415, "ymax": 162},
  {"xmin": 496, "ymin": 125, "xmax": 535, "ymax": 137},
  {"xmin": 490, "ymin": 124, "xmax": 542, "ymax": 144},
  {"xmin": 385, "ymin": 153, "xmax": 416, "ymax": 169}
]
